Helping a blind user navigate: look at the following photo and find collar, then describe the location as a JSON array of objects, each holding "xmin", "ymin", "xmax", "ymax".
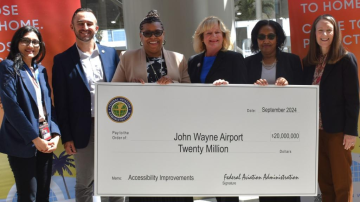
[{"xmin": 76, "ymin": 43, "xmax": 100, "ymax": 59}]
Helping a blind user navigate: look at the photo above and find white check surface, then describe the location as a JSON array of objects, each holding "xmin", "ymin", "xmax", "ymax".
[{"xmin": 95, "ymin": 83, "xmax": 318, "ymax": 197}]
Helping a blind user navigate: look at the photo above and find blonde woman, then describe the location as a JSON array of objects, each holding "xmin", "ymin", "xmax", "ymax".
[
  {"xmin": 188, "ymin": 16, "xmax": 246, "ymax": 202},
  {"xmin": 188, "ymin": 16, "xmax": 246, "ymax": 85}
]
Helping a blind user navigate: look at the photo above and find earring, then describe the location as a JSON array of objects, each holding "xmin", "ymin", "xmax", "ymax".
[
  {"xmin": 162, "ymin": 40, "xmax": 166, "ymax": 46},
  {"xmin": 140, "ymin": 41, "xmax": 143, "ymax": 46}
]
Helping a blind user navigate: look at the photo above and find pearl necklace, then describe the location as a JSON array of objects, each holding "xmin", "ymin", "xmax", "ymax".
[{"xmin": 261, "ymin": 60, "xmax": 277, "ymax": 70}]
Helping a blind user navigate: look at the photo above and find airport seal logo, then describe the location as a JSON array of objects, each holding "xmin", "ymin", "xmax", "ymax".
[{"xmin": 107, "ymin": 96, "xmax": 133, "ymax": 123}]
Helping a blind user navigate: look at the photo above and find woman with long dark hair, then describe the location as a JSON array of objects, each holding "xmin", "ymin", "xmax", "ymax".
[
  {"xmin": 303, "ymin": 14, "xmax": 359, "ymax": 202},
  {"xmin": 0, "ymin": 26, "xmax": 60, "ymax": 201}
]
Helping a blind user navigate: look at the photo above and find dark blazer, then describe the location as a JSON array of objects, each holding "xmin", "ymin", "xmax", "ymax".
[
  {"xmin": 52, "ymin": 43, "xmax": 119, "ymax": 149},
  {"xmin": 245, "ymin": 50, "xmax": 303, "ymax": 85},
  {"xmin": 303, "ymin": 52, "xmax": 359, "ymax": 136},
  {"xmin": 0, "ymin": 60, "xmax": 60, "ymax": 158},
  {"xmin": 188, "ymin": 50, "xmax": 247, "ymax": 84}
]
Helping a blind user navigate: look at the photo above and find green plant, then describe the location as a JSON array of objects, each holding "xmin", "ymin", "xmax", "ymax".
[{"xmin": 235, "ymin": 0, "xmax": 275, "ymax": 20}]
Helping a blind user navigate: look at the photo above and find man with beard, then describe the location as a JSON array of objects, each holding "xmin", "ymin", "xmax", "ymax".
[{"xmin": 52, "ymin": 8, "xmax": 121, "ymax": 202}]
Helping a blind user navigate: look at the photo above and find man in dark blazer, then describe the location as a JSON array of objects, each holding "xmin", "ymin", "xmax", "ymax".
[{"xmin": 52, "ymin": 8, "xmax": 120, "ymax": 202}]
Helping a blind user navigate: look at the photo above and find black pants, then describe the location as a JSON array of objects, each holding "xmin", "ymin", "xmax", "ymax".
[
  {"xmin": 129, "ymin": 197, "xmax": 193, "ymax": 202},
  {"xmin": 259, "ymin": 196, "xmax": 301, "ymax": 202},
  {"xmin": 216, "ymin": 197, "xmax": 239, "ymax": 202},
  {"xmin": 8, "ymin": 151, "xmax": 53, "ymax": 202}
]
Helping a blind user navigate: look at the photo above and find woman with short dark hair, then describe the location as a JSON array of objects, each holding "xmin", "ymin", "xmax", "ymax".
[
  {"xmin": 246, "ymin": 20, "xmax": 302, "ymax": 87},
  {"xmin": 246, "ymin": 20, "xmax": 302, "ymax": 202}
]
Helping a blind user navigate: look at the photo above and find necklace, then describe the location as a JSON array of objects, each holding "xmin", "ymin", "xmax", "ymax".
[
  {"xmin": 261, "ymin": 60, "xmax": 277, "ymax": 70},
  {"xmin": 146, "ymin": 52, "xmax": 163, "ymax": 81}
]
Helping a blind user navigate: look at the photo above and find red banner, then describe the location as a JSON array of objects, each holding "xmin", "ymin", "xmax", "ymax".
[
  {"xmin": 288, "ymin": 0, "xmax": 360, "ymax": 70},
  {"xmin": 0, "ymin": 0, "xmax": 81, "ymax": 80}
]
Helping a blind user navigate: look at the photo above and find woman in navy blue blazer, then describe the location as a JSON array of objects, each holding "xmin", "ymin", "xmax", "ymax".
[{"xmin": 0, "ymin": 26, "xmax": 60, "ymax": 201}]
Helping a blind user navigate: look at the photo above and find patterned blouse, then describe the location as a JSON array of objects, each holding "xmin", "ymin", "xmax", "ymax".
[
  {"xmin": 146, "ymin": 56, "xmax": 167, "ymax": 83},
  {"xmin": 312, "ymin": 54, "xmax": 327, "ymax": 130}
]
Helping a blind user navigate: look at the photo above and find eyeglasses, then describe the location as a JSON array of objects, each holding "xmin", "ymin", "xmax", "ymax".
[
  {"xmin": 257, "ymin": 33, "xmax": 276, "ymax": 40},
  {"xmin": 20, "ymin": 38, "xmax": 41, "ymax": 47},
  {"xmin": 141, "ymin": 30, "xmax": 163, "ymax": 38}
]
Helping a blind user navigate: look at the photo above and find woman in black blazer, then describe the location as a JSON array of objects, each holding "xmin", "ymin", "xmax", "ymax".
[
  {"xmin": 188, "ymin": 16, "xmax": 247, "ymax": 202},
  {"xmin": 245, "ymin": 20, "xmax": 302, "ymax": 202},
  {"xmin": 303, "ymin": 14, "xmax": 359, "ymax": 202},
  {"xmin": 188, "ymin": 16, "xmax": 247, "ymax": 86},
  {"xmin": 245, "ymin": 20, "xmax": 302, "ymax": 86}
]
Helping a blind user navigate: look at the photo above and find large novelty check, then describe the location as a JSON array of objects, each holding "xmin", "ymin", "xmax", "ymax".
[{"xmin": 94, "ymin": 83, "xmax": 319, "ymax": 197}]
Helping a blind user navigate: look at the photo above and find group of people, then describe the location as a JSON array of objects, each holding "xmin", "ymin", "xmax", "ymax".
[{"xmin": 0, "ymin": 7, "xmax": 357, "ymax": 202}]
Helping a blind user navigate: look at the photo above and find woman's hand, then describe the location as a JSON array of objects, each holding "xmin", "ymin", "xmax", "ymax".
[
  {"xmin": 32, "ymin": 137, "xmax": 51, "ymax": 153},
  {"xmin": 64, "ymin": 141, "xmax": 77, "ymax": 155},
  {"xmin": 343, "ymin": 134, "xmax": 357, "ymax": 150},
  {"xmin": 130, "ymin": 78, "xmax": 145, "ymax": 84},
  {"xmin": 45, "ymin": 134, "xmax": 60, "ymax": 153},
  {"xmin": 157, "ymin": 76, "xmax": 173, "ymax": 85},
  {"xmin": 213, "ymin": 79, "xmax": 229, "ymax": 86},
  {"xmin": 254, "ymin": 79, "xmax": 268, "ymax": 86},
  {"xmin": 275, "ymin": 77, "xmax": 288, "ymax": 86}
]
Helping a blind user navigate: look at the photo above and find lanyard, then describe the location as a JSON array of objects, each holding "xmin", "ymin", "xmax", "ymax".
[{"xmin": 23, "ymin": 63, "xmax": 39, "ymax": 85}]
